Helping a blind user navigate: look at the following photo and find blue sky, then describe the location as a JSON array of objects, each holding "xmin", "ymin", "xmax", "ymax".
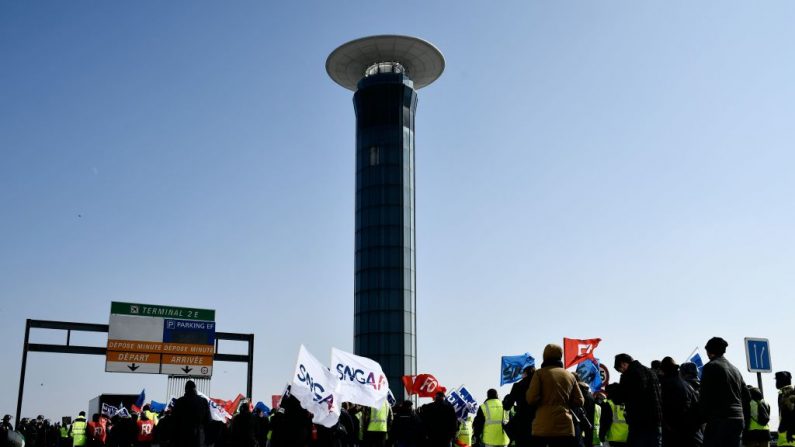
[{"xmin": 2, "ymin": 1, "xmax": 794, "ymax": 421}]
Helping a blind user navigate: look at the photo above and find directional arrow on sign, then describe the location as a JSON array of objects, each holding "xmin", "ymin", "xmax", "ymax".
[
  {"xmin": 128, "ymin": 363, "xmax": 140, "ymax": 371},
  {"xmin": 181, "ymin": 366, "xmax": 193, "ymax": 374}
]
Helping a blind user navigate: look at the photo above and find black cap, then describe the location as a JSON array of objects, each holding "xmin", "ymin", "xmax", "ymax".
[
  {"xmin": 705, "ymin": 337, "xmax": 728, "ymax": 355},
  {"xmin": 776, "ymin": 371, "xmax": 792, "ymax": 381}
]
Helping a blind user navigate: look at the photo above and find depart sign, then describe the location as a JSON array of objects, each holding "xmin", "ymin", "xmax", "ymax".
[{"xmin": 106, "ymin": 302, "xmax": 216, "ymax": 377}]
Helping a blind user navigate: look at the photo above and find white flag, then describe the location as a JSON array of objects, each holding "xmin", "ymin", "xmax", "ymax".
[
  {"xmin": 197, "ymin": 391, "xmax": 232, "ymax": 422},
  {"xmin": 331, "ymin": 348, "xmax": 390, "ymax": 408},
  {"xmin": 292, "ymin": 345, "xmax": 341, "ymax": 427}
]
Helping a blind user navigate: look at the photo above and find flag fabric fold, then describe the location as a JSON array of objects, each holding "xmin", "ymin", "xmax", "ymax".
[
  {"xmin": 575, "ymin": 358, "xmax": 603, "ymax": 393},
  {"xmin": 401, "ymin": 374, "xmax": 447, "ymax": 398},
  {"xmin": 331, "ymin": 348, "xmax": 389, "ymax": 408},
  {"xmin": 291, "ymin": 345, "xmax": 341, "ymax": 428},
  {"xmin": 500, "ymin": 353, "xmax": 536, "ymax": 386},
  {"xmin": 563, "ymin": 338, "xmax": 602, "ymax": 369},
  {"xmin": 131, "ymin": 389, "xmax": 146, "ymax": 413}
]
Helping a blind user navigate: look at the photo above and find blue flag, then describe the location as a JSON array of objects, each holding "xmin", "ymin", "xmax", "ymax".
[
  {"xmin": 445, "ymin": 391, "xmax": 470, "ymax": 421},
  {"xmin": 457, "ymin": 386, "xmax": 479, "ymax": 415},
  {"xmin": 254, "ymin": 401, "xmax": 271, "ymax": 416},
  {"xmin": 575, "ymin": 358, "xmax": 603, "ymax": 393},
  {"xmin": 149, "ymin": 401, "xmax": 167, "ymax": 413},
  {"xmin": 132, "ymin": 389, "xmax": 146, "ymax": 412},
  {"xmin": 501, "ymin": 353, "xmax": 536, "ymax": 386},
  {"xmin": 689, "ymin": 353, "xmax": 704, "ymax": 380}
]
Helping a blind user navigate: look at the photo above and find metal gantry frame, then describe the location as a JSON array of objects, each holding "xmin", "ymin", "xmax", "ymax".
[{"xmin": 16, "ymin": 319, "xmax": 254, "ymax": 426}]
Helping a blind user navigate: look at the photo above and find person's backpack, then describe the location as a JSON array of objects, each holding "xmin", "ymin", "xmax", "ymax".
[{"xmin": 756, "ymin": 400, "xmax": 771, "ymax": 427}]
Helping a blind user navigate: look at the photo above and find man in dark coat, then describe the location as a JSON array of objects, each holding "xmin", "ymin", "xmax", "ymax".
[
  {"xmin": 503, "ymin": 366, "xmax": 536, "ymax": 447},
  {"xmin": 614, "ymin": 353, "xmax": 662, "ymax": 447},
  {"xmin": 699, "ymin": 337, "xmax": 749, "ymax": 447},
  {"xmin": 658, "ymin": 357, "xmax": 701, "ymax": 447},
  {"xmin": 419, "ymin": 392, "xmax": 457, "ymax": 447},
  {"xmin": 170, "ymin": 380, "xmax": 210, "ymax": 447},
  {"xmin": 230, "ymin": 402, "xmax": 258, "ymax": 447},
  {"xmin": 390, "ymin": 401, "xmax": 422, "ymax": 447},
  {"xmin": 269, "ymin": 393, "xmax": 312, "ymax": 447}
]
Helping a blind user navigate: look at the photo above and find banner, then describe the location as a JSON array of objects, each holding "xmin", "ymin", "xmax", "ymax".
[
  {"xmin": 563, "ymin": 338, "xmax": 602, "ymax": 369},
  {"xmin": 331, "ymin": 348, "xmax": 389, "ymax": 408},
  {"xmin": 198, "ymin": 392, "xmax": 232, "ymax": 422},
  {"xmin": 101, "ymin": 403, "xmax": 119, "ymax": 418},
  {"xmin": 445, "ymin": 390, "xmax": 470, "ymax": 421},
  {"xmin": 575, "ymin": 358, "xmax": 603, "ymax": 393},
  {"xmin": 132, "ymin": 389, "xmax": 146, "ymax": 413},
  {"xmin": 500, "ymin": 353, "xmax": 536, "ymax": 386},
  {"xmin": 292, "ymin": 345, "xmax": 341, "ymax": 428},
  {"xmin": 457, "ymin": 386, "xmax": 479, "ymax": 415}
]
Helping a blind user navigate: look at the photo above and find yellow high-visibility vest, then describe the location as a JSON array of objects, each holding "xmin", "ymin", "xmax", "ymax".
[
  {"xmin": 71, "ymin": 417, "xmax": 88, "ymax": 446},
  {"xmin": 592, "ymin": 403, "xmax": 602, "ymax": 445},
  {"xmin": 749, "ymin": 400, "xmax": 770, "ymax": 432},
  {"xmin": 457, "ymin": 415, "xmax": 473, "ymax": 446},
  {"xmin": 480, "ymin": 399, "xmax": 509, "ymax": 447},
  {"xmin": 605, "ymin": 400, "xmax": 628, "ymax": 443},
  {"xmin": 367, "ymin": 401, "xmax": 389, "ymax": 433}
]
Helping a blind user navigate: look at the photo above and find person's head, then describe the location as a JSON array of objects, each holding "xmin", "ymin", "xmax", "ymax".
[
  {"xmin": 78, "ymin": 411, "xmax": 86, "ymax": 417},
  {"xmin": 401, "ymin": 400, "xmax": 413, "ymax": 411},
  {"xmin": 705, "ymin": 337, "xmax": 728, "ymax": 359},
  {"xmin": 522, "ymin": 365, "xmax": 536, "ymax": 379},
  {"xmin": 651, "ymin": 360, "xmax": 661, "ymax": 372},
  {"xmin": 434, "ymin": 391, "xmax": 445, "ymax": 402},
  {"xmin": 142, "ymin": 404, "xmax": 150, "ymax": 413},
  {"xmin": 542, "ymin": 344, "xmax": 563, "ymax": 363},
  {"xmin": 614, "ymin": 354, "xmax": 633, "ymax": 374},
  {"xmin": 660, "ymin": 356, "xmax": 679, "ymax": 377},
  {"xmin": 748, "ymin": 386, "xmax": 764, "ymax": 401},
  {"xmin": 2, "ymin": 415, "xmax": 11, "ymax": 423},
  {"xmin": 92, "ymin": 414, "xmax": 100, "ymax": 423},
  {"xmin": 185, "ymin": 380, "xmax": 197, "ymax": 394},
  {"xmin": 776, "ymin": 371, "xmax": 792, "ymax": 389},
  {"xmin": 680, "ymin": 362, "xmax": 699, "ymax": 381},
  {"xmin": 240, "ymin": 401, "xmax": 250, "ymax": 414},
  {"xmin": 140, "ymin": 411, "xmax": 149, "ymax": 421},
  {"xmin": 605, "ymin": 383, "xmax": 624, "ymax": 404},
  {"xmin": 487, "ymin": 389, "xmax": 498, "ymax": 400}
]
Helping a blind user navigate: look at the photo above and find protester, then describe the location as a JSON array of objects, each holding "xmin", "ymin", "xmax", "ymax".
[
  {"xmin": 700, "ymin": 337, "xmax": 749, "ymax": 447},
  {"xmin": 135, "ymin": 411, "xmax": 154, "ymax": 447},
  {"xmin": 419, "ymin": 392, "xmax": 458, "ymax": 447},
  {"xmin": 229, "ymin": 401, "xmax": 258, "ymax": 447},
  {"xmin": 70, "ymin": 412, "xmax": 88, "ymax": 447},
  {"xmin": 456, "ymin": 413, "xmax": 474, "ymax": 447},
  {"xmin": 575, "ymin": 380, "xmax": 596, "ymax": 447},
  {"xmin": 1, "ymin": 415, "xmax": 12, "ymax": 447},
  {"xmin": 526, "ymin": 343, "xmax": 584, "ymax": 447},
  {"xmin": 503, "ymin": 366, "xmax": 536, "ymax": 447},
  {"xmin": 87, "ymin": 414, "xmax": 106, "ymax": 447},
  {"xmin": 743, "ymin": 386, "xmax": 770, "ymax": 447},
  {"xmin": 679, "ymin": 363, "xmax": 701, "ymax": 393},
  {"xmin": 776, "ymin": 371, "xmax": 795, "ymax": 447},
  {"xmin": 657, "ymin": 357, "xmax": 701, "ymax": 447},
  {"xmin": 613, "ymin": 354, "xmax": 662, "ymax": 447},
  {"xmin": 363, "ymin": 400, "xmax": 392, "ymax": 447},
  {"xmin": 170, "ymin": 380, "xmax": 211, "ymax": 447},
  {"xmin": 473, "ymin": 389, "xmax": 509, "ymax": 447},
  {"xmin": 390, "ymin": 401, "xmax": 422, "ymax": 447},
  {"xmin": 599, "ymin": 383, "xmax": 628, "ymax": 446}
]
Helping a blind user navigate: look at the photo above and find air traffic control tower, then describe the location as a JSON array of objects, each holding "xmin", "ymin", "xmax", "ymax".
[{"xmin": 327, "ymin": 35, "xmax": 444, "ymax": 400}]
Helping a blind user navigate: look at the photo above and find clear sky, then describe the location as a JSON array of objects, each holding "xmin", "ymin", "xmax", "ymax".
[{"xmin": 2, "ymin": 0, "xmax": 794, "ymax": 423}]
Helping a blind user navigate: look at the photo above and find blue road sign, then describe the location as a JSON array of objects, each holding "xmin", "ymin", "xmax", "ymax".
[{"xmin": 744, "ymin": 338, "xmax": 772, "ymax": 373}]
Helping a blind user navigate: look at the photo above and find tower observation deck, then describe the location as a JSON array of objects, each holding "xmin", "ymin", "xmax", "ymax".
[{"xmin": 327, "ymin": 35, "xmax": 444, "ymax": 401}]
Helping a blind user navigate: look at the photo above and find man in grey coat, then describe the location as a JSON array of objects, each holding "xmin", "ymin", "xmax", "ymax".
[{"xmin": 700, "ymin": 337, "xmax": 750, "ymax": 447}]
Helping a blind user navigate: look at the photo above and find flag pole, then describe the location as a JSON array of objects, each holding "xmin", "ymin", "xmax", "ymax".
[{"xmin": 683, "ymin": 346, "xmax": 698, "ymax": 363}]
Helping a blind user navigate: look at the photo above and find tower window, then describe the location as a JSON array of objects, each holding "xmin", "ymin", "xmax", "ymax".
[{"xmin": 369, "ymin": 146, "xmax": 380, "ymax": 166}]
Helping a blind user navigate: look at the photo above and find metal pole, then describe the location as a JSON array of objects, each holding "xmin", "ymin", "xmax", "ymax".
[
  {"xmin": 757, "ymin": 372, "xmax": 764, "ymax": 399},
  {"xmin": 16, "ymin": 319, "xmax": 31, "ymax": 427},
  {"xmin": 246, "ymin": 334, "xmax": 254, "ymax": 398}
]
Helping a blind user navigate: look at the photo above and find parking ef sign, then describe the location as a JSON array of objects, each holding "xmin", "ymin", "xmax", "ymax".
[{"xmin": 744, "ymin": 338, "xmax": 772, "ymax": 373}]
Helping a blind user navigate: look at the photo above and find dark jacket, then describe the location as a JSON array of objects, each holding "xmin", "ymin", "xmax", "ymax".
[
  {"xmin": 171, "ymin": 390, "xmax": 211, "ymax": 447},
  {"xmin": 269, "ymin": 395, "xmax": 312, "ymax": 447},
  {"xmin": 419, "ymin": 399, "xmax": 458, "ymax": 446},
  {"xmin": 230, "ymin": 411, "xmax": 258, "ymax": 447},
  {"xmin": 660, "ymin": 374, "xmax": 702, "ymax": 446},
  {"xmin": 699, "ymin": 356, "xmax": 749, "ymax": 423},
  {"xmin": 503, "ymin": 374, "xmax": 536, "ymax": 444},
  {"xmin": 779, "ymin": 385, "xmax": 795, "ymax": 437},
  {"xmin": 390, "ymin": 407, "xmax": 422, "ymax": 446},
  {"xmin": 619, "ymin": 361, "xmax": 663, "ymax": 429}
]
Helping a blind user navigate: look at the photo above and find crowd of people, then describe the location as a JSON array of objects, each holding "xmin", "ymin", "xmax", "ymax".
[{"xmin": 4, "ymin": 337, "xmax": 795, "ymax": 447}]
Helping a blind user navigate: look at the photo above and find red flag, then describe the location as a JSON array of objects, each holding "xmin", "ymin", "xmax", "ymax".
[
  {"xmin": 564, "ymin": 338, "xmax": 602, "ymax": 369},
  {"xmin": 223, "ymin": 394, "xmax": 245, "ymax": 415},
  {"xmin": 402, "ymin": 374, "xmax": 447, "ymax": 398}
]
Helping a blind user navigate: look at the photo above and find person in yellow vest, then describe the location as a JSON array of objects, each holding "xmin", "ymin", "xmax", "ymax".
[
  {"xmin": 474, "ymin": 389, "xmax": 510, "ymax": 447},
  {"xmin": 599, "ymin": 384, "xmax": 628, "ymax": 447},
  {"xmin": 364, "ymin": 400, "xmax": 392, "ymax": 447},
  {"xmin": 141, "ymin": 404, "xmax": 159, "ymax": 426},
  {"xmin": 60, "ymin": 420, "xmax": 73, "ymax": 447},
  {"xmin": 742, "ymin": 386, "xmax": 770, "ymax": 447},
  {"xmin": 69, "ymin": 411, "xmax": 88, "ymax": 447},
  {"xmin": 456, "ymin": 413, "xmax": 474, "ymax": 447},
  {"xmin": 776, "ymin": 372, "xmax": 795, "ymax": 447},
  {"xmin": 591, "ymin": 393, "xmax": 603, "ymax": 447}
]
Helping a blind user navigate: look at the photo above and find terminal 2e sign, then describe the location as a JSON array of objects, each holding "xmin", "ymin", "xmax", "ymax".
[{"xmin": 106, "ymin": 302, "xmax": 216, "ymax": 377}]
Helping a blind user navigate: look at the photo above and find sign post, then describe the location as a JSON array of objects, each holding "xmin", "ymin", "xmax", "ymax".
[
  {"xmin": 106, "ymin": 302, "xmax": 216, "ymax": 377},
  {"xmin": 744, "ymin": 337, "xmax": 772, "ymax": 398}
]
